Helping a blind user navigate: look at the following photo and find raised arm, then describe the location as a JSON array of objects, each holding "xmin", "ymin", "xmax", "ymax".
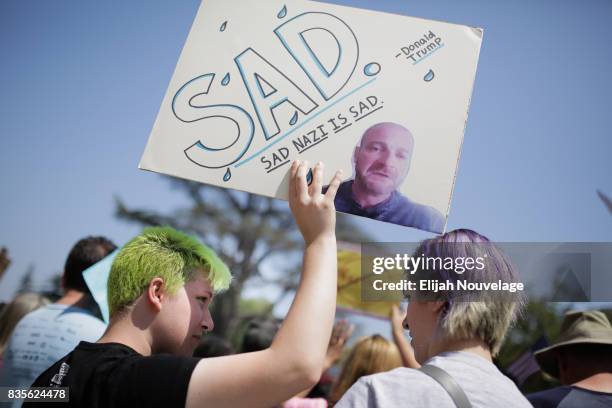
[
  {"xmin": 390, "ymin": 304, "xmax": 420, "ymax": 369},
  {"xmin": 292, "ymin": 319, "xmax": 355, "ymax": 399},
  {"xmin": 186, "ymin": 160, "xmax": 343, "ymax": 408}
]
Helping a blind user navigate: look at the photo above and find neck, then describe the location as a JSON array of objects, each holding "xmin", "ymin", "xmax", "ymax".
[
  {"xmin": 428, "ymin": 338, "xmax": 493, "ymax": 363},
  {"xmin": 573, "ymin": 373, "xmax": 612, "ymax": 393},
  {"xmin": 98, "ymin": 313, "xmax": 153, "ymax": 356},
  {"xmin": 351, "ymin": 180, "xmax": 392, "ymax": 208},
  {"xmin": 56, "ymin": 289, "xmax": 90, "ymax": 309}
]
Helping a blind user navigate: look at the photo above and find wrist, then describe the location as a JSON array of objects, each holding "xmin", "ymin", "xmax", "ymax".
[
  {"xmin": 306, "ymin": 233, "xmax": 336, "ymax": 247},
  {"xmin": 323, "ymin": 358, "xmax": 334, "ymax": 371},
  {"xmin": 392, "ymin": 327, "xmax": 405, "ymax": 339}
]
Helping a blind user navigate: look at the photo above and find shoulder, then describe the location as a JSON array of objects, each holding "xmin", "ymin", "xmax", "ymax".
[
  {"xmin": 34, "ymin": 343, "xmax": 199, "ymax": 404},
  {"xmin": 62, "ymin": 308, "xmax": 106, "ymax": 326},
  {"xmin": 34, "ymin": 342, "xmax": 147, "ymax": 385},
  {"xmin": 527, "ymin": 386, "xmax": 572, "ymax": 408},
  {"xmin": 364, "ymin": 367, "xmax": 453, "ymax": 395},
  {"xmin": 15, "ymin": 304, "xmax": 53, "ymax": 322},
  {"xmin": 526, "ymin": 386, "xmax": 612, "ymax": 408},
  {"xmin": 393, "ymin": 193, "xmax": 445, "ymax": 232},
  {"xmin": 102, "ymin": 346, "xmax": 199, "ymax": 389},
  {"xmin": 51, "ymin": 307, "xmax": 107, "ymax": 338},
  {"xmin": 336, "ymin": 367, "xmax": 454, "ymax": 408},
  {"xmin": 7, "ymin": 305, "xmax": 53, "ymax": 336},
  {"xmin": 427, "ymin": 352, "xmax": 532, "ymax": 407}
]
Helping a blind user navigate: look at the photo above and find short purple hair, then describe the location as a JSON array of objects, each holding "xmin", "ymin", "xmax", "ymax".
[{"xmin": 409, "ymin": 229, "xmax": 524, "ymax": 355}]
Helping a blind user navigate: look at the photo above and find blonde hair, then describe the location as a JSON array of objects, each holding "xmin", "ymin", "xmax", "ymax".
[
  {"xmin": 0, "ymin": 292, "xmax": 50, "ymax": 356},
  {"xmin": 330, "ymin": 335, "xmax": 402, "ymax": 404}
]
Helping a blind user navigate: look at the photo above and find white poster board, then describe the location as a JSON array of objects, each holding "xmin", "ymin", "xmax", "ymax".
[{"xmin": 140, "ymin": 0, "xmax": 483, "ymax": 233}]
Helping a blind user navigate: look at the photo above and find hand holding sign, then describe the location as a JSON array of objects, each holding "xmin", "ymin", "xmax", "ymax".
[{"xmin": 289, "ymin": 160, "xmax": 342, "ymax": 245}]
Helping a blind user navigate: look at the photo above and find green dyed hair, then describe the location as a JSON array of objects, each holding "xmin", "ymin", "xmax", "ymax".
[{"xmin": 107, "ymin": 226, "xmax": 231, "ymax": 317}]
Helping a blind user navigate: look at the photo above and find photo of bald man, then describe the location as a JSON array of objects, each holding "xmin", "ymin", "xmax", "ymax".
[{"xmin": 324, "ymin": 122, "xmax": 445, "ymax": 233}]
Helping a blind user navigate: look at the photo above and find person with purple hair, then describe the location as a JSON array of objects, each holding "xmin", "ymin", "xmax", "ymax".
[
  {"xmin": 336, "ymin": 229, "xmax": 531, "ymax": 407},
  {"xmin": 324, "ymin": 122, "xmax": 444, "ymax": 233}
]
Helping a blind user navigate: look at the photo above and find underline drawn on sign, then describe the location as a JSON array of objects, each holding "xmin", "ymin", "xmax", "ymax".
[{"xmin": 234, "ymin": 76, "xmax": 377, "ymax": 168}]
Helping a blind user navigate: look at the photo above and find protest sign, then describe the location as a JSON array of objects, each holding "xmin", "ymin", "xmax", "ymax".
[
  {"xmin": 140, "ymin": 0, "xmax": 483, "ymax": 233},
  {"xmin": 337, "ymin": 245, "xmax": 401, "ymax": 319}
]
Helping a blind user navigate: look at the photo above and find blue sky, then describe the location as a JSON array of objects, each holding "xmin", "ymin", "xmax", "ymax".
[{"xmin": 1, "ymin": 0, "xmax": 611, "ymax": 302}]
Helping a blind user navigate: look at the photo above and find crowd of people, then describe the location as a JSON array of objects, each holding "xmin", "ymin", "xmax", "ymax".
[{"xmin": 0, "ymin": 161, "xmax": 611, "ymax": 407}]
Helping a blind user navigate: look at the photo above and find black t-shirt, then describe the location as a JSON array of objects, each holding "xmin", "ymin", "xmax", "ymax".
[
  {"xmin": 528, "ymin": 385, "xmax": 612, "ymax": 408},
  {"xmin": 23, "ymin": 341, "xmax": 199, "ymax": 408}
]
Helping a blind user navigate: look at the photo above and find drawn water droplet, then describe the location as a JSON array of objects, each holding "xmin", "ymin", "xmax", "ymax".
[
  {"xmin": 289, "ymin": 111, "xmax": 299, "ymax": 125},
  {"xmin": 364, "ymin": 62, "xmax": 381, "ymax": 77},
  {"xmin": 220, "ymin": 21, "xmax": 227, "ymax": 32},
  {"xmin": 424, "ymin": 69, "xmax": 435, "ymax": 82},
  {"xmin": 306, "ymin": 169, "xmax": 313, "ymax": 186},
  {"xmin": 222, "ymin": 73, "xmax": 231, "ymax": 86},
  {"xmin": 277, "ymin": 5, "xmax": 287, "ymax": 19},
  {"xmin": 223, "ymin": 168, "xmax": 232, "ymax": 182}
]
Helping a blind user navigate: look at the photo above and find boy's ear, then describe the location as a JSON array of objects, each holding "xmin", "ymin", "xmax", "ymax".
[{"xmin": 147, "ymin": 277, "xmax": 165, "ymax": 312}]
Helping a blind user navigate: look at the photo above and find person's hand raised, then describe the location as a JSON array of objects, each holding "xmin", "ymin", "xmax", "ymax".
[
  {"xmin": 324, "ymin": 319, "xmax": 355, "ymax": 370},
  {"xmin": 288, "ymin": 160, "xmax": 342, "ymax": 245}
]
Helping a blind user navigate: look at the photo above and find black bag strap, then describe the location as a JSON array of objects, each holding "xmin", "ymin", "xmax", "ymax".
[{"xmin": 418, "ymin": 364, "xmax": 472, "ymax": 408}]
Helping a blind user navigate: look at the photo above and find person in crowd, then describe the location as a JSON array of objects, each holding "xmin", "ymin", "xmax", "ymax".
[
  {"xmin": 284, "ymin": 319, "xmax": 355, "ymax": 407},
  {"xmin": 527, "ymin": 309, "xmax": 612, "ymax": 407},
  {"xmin": 390, "ymin": 304, "xmax": 420, "ymax": 369},
  {"xmin": 0, "ymin": 247, "xmax": 10, "ymax": 282},
  {"xmin": 192, "ymin": 334, "xmax": 234, "ymax": 358},
  {"xmin": 324, "ymin": 122, "xmax": 444, "ymax": 232},
  {"xmin": 240, "ymin": 316, "xmax": 282, "ymax": 353},
  {"xmin": 26, "ymin": 160, "xmax": 343, "ymax": 408},
  {"xmin": 0, "ymin": 293, "xmax": 50, "ymax": 365},
  {"xmin": 336, "ymin": 229, "xmax": 531, "ymax": 407},
  {"xmin": 329, "ymin": 334, "xmax": 403, "ymax": 405},
  {"xmin": 0, "ymin": 236, "xmax": 116, "ymax": 395}
]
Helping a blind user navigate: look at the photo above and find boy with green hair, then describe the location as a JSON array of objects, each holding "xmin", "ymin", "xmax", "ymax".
[{"xmin": 26, "ymin": 160, "xmax": 343, "ymax": 408}]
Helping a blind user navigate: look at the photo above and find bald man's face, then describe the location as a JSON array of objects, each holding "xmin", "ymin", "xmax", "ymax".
[{"xmin": 353, "ymin": 125, "xmax": 413, "ymax": 197}]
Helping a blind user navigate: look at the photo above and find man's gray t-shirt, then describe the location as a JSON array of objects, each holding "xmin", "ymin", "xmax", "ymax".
[{"xmin": 335, "ymin": 351, "xmax": 532, "ymax": 408}]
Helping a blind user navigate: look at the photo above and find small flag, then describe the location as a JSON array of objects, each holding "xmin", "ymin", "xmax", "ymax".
[{"xmin": 506, "ymin": 336, "xmax": 548, "ymax": 385}]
